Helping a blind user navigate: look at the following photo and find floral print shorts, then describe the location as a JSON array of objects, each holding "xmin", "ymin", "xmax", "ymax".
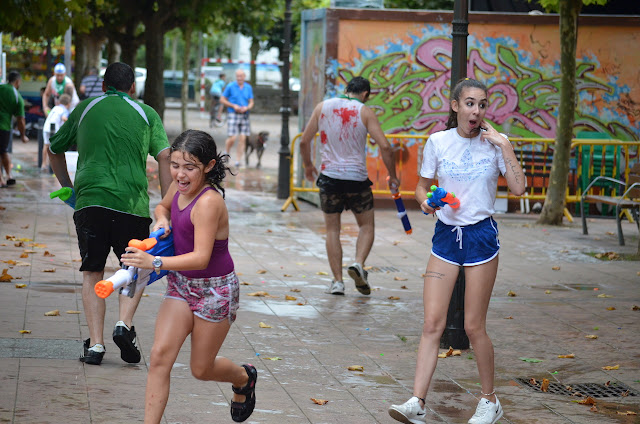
[{"xmin": 165, "ymin": 270, "xmax": 239, "ymax": 323}]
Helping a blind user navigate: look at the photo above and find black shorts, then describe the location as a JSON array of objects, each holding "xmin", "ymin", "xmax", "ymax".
[
  {"xmin": 0, "ymin": 129, "xmax": 11, "ymax": 154},
  {"xmin": 73, "ymin": 207, "xmax": 152, "ymax": 272},
  {"xmin": 316, "ymin": 174, "xmax": 374, "ymax": 214}
]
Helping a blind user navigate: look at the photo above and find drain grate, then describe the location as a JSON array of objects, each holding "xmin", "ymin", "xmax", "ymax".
[
  {"xmin": 366, "ymin": 266, "xmax": 400, "ymax": 273},
  {"xmin": 516, "ymin": 378, "xmax": 639, "ymax": 398}
]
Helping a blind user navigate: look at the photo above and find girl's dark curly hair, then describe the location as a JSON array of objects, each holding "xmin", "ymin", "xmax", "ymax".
[
  {"xmin": 170, "ymin": 129, "xmax": 232, "ymax": 198},
  {"xmin": 445, "ymin": 78, "xmax": 488, "ymax": 130}
]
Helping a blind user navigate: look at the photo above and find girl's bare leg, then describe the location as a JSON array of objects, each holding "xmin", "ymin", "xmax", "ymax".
[
  {"xmin": 144, "ymin": 299, "xmax": 193, "ymax": 424},
  {"xmin": 189, "ymin": 316, "xmax": 249, "ymax": 403},
  {"xmin": 412, "ymin": 255, "xmax": 459, "ymax": 404},
  {"xmin": 464, "ymin": 257, "xmax": 499, "ymax": 402}
]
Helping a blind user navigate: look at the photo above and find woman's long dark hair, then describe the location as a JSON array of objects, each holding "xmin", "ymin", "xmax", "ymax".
[
  {"xmin": 445, "ymin": 78, "xmax": 488, "ymax": 130},
  {"xmin": 170, "ymin": 129, "xmax": 231, "ymax": 198}
]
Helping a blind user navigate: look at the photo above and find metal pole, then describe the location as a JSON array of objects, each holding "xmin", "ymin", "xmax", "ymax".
[
  {"xmin": 277, "ymin": 0, "xmax": 292, "ymax": 199},
  {"xmin": 440, "ymin": 0, "xmax": 470, "ymax": 350}
]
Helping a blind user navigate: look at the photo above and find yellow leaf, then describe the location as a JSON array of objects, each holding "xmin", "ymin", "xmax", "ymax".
[
  {"xmin": 585, "ymin": 335, "xmax": 598, "ymax": 339},
  {"xmin": 283, "ymin": 274, "xmax": 292, "ymax": 277},
  {"xmin": 602, "ymin": 364, "xmax": 619, "ymax": 370},
  {"xmin": 558, "ymin": 354, "xmax": 575, "ymax": 358},
  {"xmin": 2, "ymin": 260, "xmax": 17, "ymax": 265},
  {"xmin": 438, "ymin": 347, "xmax": 454, "ymax": 358},
  {"xmin": 258, "ymin": 322, "xmax": 272, "ymax": 328},
  {"xmin": 507, "ymin": 290, "xmax": 517, "ymax": 297},
  {"xmin": 310, "ymin": 398, "xmax": 329, "ymax": 405},
  {"xmin": 545, "ymin": 290, "xmax": 552, "ymax": 294},
  {"xmin": 578, "ymin": 396, "xmax": 596, "ymax": 405},
  {"xmin": 541, "ymin": 378, "xmax": 550, "ymax": 392},
  {"xmin": 451, "ymin": 350, "xmax": 461, "ymax": 356},
  {"xmin": 256, "ymin": 269, "xmax": 267, "ymax": 274},
  {"xmin": 43, "ymin": 251, "xmax": 55, "ymax": 257},
  {"xmin": 19, "ymin": 330, "xmax": 31, "ymax": 334},
  {"xmin": 551, "ymin": 266, "xmax": 560, "ymax": 271},
  {"xmin": 617, "ymin": 411, "xmax": 637, "ymax": 416},
  {"xmin": 44, "ymin": 309, "xmax": 60, "ymax": 316},
  {"xmin": 42, "ymin": 268, "xmax": 56, "ymax": 273},
  {"xmin": 597, "ymin": 294, "xmax": 613, "ymax": 298},
  {"xmin": 606, "ymin": 307, "xmax": 616, "ymax": 311},
  {"xmin": 392, "ymin": 241, "xmax": 399, "ymax": 245},
  {"xmin": 316, "ymin": 271, "xmax": 328, "ymax": 275},
  {"xmin": 347, "ymin": 365, "xmax": 364, "ymax": 371},
  {"xmin": 285, "ymin": 295, "xmax": 297, "ymax": 301},
  {"xmin": 393, "ymin": 276, "xmax": 407, "ymax": 281},
  {"xmin": 0, "ymin": 269, "xmax": 13, "ymax": 282},
  {"xmin": 264, "ymin": 357, "xmax": 282, "ymax": 361},
  {"xmin": 19, "ymin": 253, "xmax": 28, "ymax": 258},
  {"xmin": 247, "ymin": 291, "xmax": 270, "ymax": 297},
  {"xmin": 65, "ymin": 310, "xmax": 81, "ymax": 314}
]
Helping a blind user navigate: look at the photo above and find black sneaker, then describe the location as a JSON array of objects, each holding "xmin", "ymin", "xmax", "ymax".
[
  {"xmin": 79, "ymin": 338, "xmax": 105, "ymax": 365},
  {"xmin": 112, "ymin": 321, "xmax": 141, "ymax": 363}
]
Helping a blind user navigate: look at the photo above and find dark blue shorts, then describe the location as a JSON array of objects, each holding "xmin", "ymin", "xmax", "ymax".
[{"xmin": 431, "ymin": 217, "xmax": 500, "ymax": 266}]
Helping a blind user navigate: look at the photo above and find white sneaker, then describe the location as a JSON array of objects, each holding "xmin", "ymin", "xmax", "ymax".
[
  {"xmin": 347, "ymin": 262, "xmax": 370, "ymax": 295},
  {"xmin": 327, "ymin": 280, "xmax": 345, "ymax": 295},
  {"xmin": 468, "ymin": 395, "xmax": 503, "ymax": 424},
  {"xmin": 388, "ymin": 396, "xmax": 426, "ymax": 424}
]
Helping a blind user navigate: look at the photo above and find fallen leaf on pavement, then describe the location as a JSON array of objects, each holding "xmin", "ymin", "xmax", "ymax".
[
  {"xmin": 585, "ymin": 335, "xmax": 598, "ymax": 339},
  {"xmin": 552, "ymin": 266, "xmax": 560, "ymax": 271},
  {"xmin": 285, "ymin": 295, "xmax": 297, "ymax": 301},
  {"xmin": 602, "ymin": 364, "xmax": 619, "ymax": 370},
  {"xmin": 66, "ymin": 310, "xmax": 81, "ymax": 314},
  {"xmin": 578, "ymin": 396, "xmax": 596, "ymax": 405},
  {"xmin": 597, "ymin": 294, "xmax": 613, "ymax": 298},
  {"xmin": 264, "ymin": 357, "xmax": 282, "ymax": 361},
  {"xmin": 617, "ymin": 411, "xmax": 637, "ymax": 416},
  {"xmin": 247, "ymin": 291, "xmax": 270, "ymax": 297},
  {"xmin": 2, "ymin": 260, "xmax": 17, "ymax": 265},
  {"xmin": 393, "ymin": 276, "xmax": 407, "ymax": 281},
  {"xmin": 42, "ymin": 268, "xmax": 56, "ymax": 273},
  {"xmin": 347, "ymin": 365, "xmax": 364, "ymax": 371},
  {"xmin": 400, "ymin": 285, "xmax": 408, "ymax": 289},
  {"xmin": 290, "ymin": 288, "xmax": 301, "ymax": 292},
  {"xmin": 545, "ymin": 290, "xmax": 551, "ymax": 294},
  {"xmin": 558, "ymin": 354, "xmax": 575, "ymax": 358},
  {"xmin": 44, "ymin": 309, "xmax": 60, "ymax": 316},
  {"xmin": 15, "ymin": 283, "xmax": 27, "ymax": 288},
  {"xmin": 19, "ymin": 330, "xmax": 31, "ymax": 334},
  {"xmin": 541, "ymin": 378, "xmax": 550, "ymax": 392},
  {"xmin": 240, "ymin": 281, "xmax": 251, "ymax": 285},
  {"xmin": 256, "ymin": 269, "xmax": 267, "ymax": 274},
  {"xmin": 507, "ymin": 291, "xmax": 517, "ymax": 297},
  {"xmin": 388, "ymin": 296, "xmax": 400, "ymax": 300},
  {"xmin": 316, "ymin": 271, "xmax": 328, "ymax": 275},
  {"xmin": 503, "ymin": 316, "xmax": 514, "ymax": 319},
  {"xmin": 0, "ymin": 269, "xmax": 14, "ymax": 282},
  {"xmin": 310, "ymin": 398, "xmax": 329, "ymax": 405},
  {"xmin": 606, "ymin": 307, "xmax": 616, "ymax": 311},
  {"xmin": 43, "ymin": 251, "xmax": 55, "ymax": 257},
  {"xmin": 438, "ymin": 347, "xmax": 455, "ymax": 358},
  {"xmin": 519, "ymin": 357, "xmax": 543, "ymax": 363},
  {"xmin": 19, "ymin": 253, "xmax": 28, "ymax": 258},
  {"xmin": 258, "ymin": 322, "xmax": 272, "ymax": 328},
  {"xmin": 632, "ymin": 305, "xmax": 640, "ymax": 310},
  {"xmin": 283, "ymin": 274, "xmax": 292, "ymax": 277},
  {"xmin": 590, "ymin": 405, "xmax": 598, "ymax": 412}
]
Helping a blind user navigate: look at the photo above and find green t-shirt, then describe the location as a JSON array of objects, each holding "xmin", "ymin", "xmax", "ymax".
[
  {"xmin": 50, "ymin": 90, "xmax": 169, "ymax": 217},
  {"xmin": 0, "ymin": 83, "xmax": 25, "ymax": 131}
]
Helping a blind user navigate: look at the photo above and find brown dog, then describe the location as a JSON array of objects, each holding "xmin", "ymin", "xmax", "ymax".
[{"xmin": 245, "ymin": 131, "xmax": 269, "ymax": 168}]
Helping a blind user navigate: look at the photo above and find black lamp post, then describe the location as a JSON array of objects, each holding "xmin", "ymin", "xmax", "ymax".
[
  {"xmin": 277, "ymin": 0, "xmax": 293, "ymax": 199},
  {"xmin": 440, "ymin": 0, "xmax": 470, "ymax": 350}
]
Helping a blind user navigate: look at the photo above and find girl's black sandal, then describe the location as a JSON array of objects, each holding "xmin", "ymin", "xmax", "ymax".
[{"xmin": 230, "ymin": 364, "xmax": 257, "ymax": 422}]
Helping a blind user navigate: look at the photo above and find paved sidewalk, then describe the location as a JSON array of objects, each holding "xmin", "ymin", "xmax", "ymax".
[{"xmin": 1, "ymin": 110, "xmax": 639, "ymax": 423}]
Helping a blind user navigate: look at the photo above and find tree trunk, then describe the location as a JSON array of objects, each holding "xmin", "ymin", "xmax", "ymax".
[
  {"xmin": 537, "ymin": 0, "xmax": 581, "ymax": 225},
  {"xmin": 250, "ymin": 38, "xmax": 260, "ymax": 87},
  {"xmin": 74, "ymin": 33, "xmax": 104, "ymax": 85},
  {"xmin": 144, "ymin": 18, "xmax": 166, "ymax": 119},
  {"xmin": 107, "ymin": 40, "xmax": 122, "ymax": 64},
  {"xmin": 181, "ymin": 24, "xmax": 193, "ymax": 132}
]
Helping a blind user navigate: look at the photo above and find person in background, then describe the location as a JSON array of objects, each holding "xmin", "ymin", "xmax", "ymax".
[
  {"xmin": 0, "ymin": 71, "xmax": 29, "ymax": 187},
  {"xmin": 79, "ymin": 67, "xmax": 104, "ymax": 100},
  {"xmin": 388, "ymin": 78, "xmax": 525, "ymax": 424},
  {"xmin": 42, "ymin": 63, "xmax": 80, "ymax": 115},
  {"xmin": 40, "ymin": 93, "xmax": 71, "ymax": 172},
  {"xmin": 299, "ymin": 76, "xmax": 399, "ymax": 296},
  {"xmin": 209, "ymin": 73, "xmax": 226, "ymax": 127},
  {"xmin": 48, "ymin": 62, "xmax": 172, "ymax": 366},
  {"xmin": 220, "ymin": 69, "xmax": 253, "ymax": 168}
]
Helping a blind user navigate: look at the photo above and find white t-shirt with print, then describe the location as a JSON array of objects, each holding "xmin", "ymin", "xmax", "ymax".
[{"xmin": 420, "ymin": 127, "xmax": 507, "ymax": 226}]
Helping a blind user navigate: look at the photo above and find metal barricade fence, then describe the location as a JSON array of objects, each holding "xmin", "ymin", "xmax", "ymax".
[{"xmin": 282, "ymin": 133, "xmax": 639, "ymax": 219}]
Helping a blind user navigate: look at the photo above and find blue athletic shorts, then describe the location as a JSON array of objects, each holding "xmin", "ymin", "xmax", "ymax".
[{"xmin": 431, "ymin": 217, "xmax": 500, "ymax": 266}]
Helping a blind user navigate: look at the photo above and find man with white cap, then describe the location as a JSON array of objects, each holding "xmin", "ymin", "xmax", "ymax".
[{"xmin": 42, "ymin": 63, "xmax": 80, "ymax": 115}]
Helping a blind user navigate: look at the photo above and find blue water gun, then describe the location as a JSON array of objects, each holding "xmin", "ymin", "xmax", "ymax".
[
  {"xmin": 388, "ymin": 177, "xmax": 412, "ymax": 235},
  {"xmin": 94, "ymin": 228, "xmax": 174, "ymax": 298},
  {"xmin": 426, "ymin": 185, "xmax": 460, "ymax": 209}
]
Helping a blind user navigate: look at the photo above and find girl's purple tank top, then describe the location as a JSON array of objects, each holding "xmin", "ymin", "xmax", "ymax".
[{"xmin": 171, "ymin": 187, "xmax": 234, "ymax": 278}]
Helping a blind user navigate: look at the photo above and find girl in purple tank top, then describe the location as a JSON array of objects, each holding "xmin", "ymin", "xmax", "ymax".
[{"xmin": 121, "ymin": 130, "xmax": 256, "ymax": 423}]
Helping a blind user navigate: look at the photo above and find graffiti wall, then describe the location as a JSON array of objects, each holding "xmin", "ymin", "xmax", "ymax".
[{"xmin": 299, "ymin": 9, "xmax": 640, "ymax": 193}]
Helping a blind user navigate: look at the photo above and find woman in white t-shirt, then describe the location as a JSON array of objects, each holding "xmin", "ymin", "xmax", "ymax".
[{"xmin": 389, "ymin": 78, "xmax": 525, "ymax": 424}]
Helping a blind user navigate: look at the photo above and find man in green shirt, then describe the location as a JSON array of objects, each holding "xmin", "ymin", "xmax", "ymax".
[
  {"xmin": 49, "ymin": 62, "xmax": 172, "ymax": 365},
  {"xmin": 0, "ymin": 71, "xmax": 29, "ymax": 187}
]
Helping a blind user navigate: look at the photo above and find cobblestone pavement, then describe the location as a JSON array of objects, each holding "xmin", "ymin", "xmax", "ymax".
[{"xmin": 0, "ymin": 109, "xmax": 639, "ymax": 423}]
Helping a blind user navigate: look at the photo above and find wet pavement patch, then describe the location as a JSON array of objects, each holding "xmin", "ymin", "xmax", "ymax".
[
  {"xmin": 0, "ymin": 338, "xmax": 82, "ymax": 360},
  {"xmin": 515, "ymin": 378, "xmax": 639, "ymax": 398}
]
